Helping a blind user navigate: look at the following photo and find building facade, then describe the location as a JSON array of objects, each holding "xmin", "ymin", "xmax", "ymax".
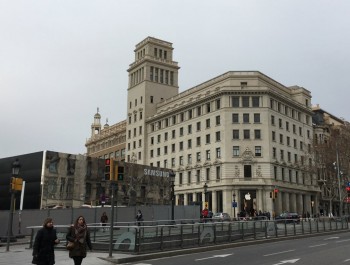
[{"xmin": 86, "ymin": 37, "xmax": 320, "ymax": 217}]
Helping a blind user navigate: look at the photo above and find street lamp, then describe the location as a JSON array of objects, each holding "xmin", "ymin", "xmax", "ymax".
[
  {"xmin": 232, "ymin": 193, "xmax": 236, "ymax": 220},
  {"xmin": 6, "ymin": 159, "xmax": 21, "ymax": 251},
  {"xmin": 311, "ymin": 200, "xmax": 314, "ymax": 218},
  {"xmin": 169, "ymin": 170, "xmax": 176, "ymax": 222},
  {"xmin": 203, "ymin": 183, "xmax": 208, "ymax": 208}
]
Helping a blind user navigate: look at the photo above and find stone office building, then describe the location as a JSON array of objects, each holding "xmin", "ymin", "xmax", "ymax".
[{"xmin": 86, "ymin": 36, "xmax": 320, "ymax": 217}]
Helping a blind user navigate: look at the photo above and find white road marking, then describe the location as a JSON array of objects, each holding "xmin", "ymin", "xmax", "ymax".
[
  {"xmin": 309, "ymin": 243, "xmax": 327, "ymax": 248},
  {"xmin": 264, "ymin": 249, "xmax": 295, "ymax": 257},
  {"xmin": 272, "ymin": 259, "xmax": 300, "ymax": 265},
  {"xmin": 324, "ymin": 236, "xmax": 340, "ymax": 240},
  {"xmin": 195, "ymin": 253, "xmax": 233, "ymax": 261},
  {"xmin": 344, "ymin": 259, "xmax": 350, "ymax": 262},
  {"xmin": 337, "ymin": 239, "xmax": 350, "ymax": 243}
]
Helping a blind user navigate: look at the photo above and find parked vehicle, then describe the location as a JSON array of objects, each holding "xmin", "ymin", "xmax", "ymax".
[
  {"xmin": 212, "ymin": 212, "xmax": 231, "ymax": 222},
  {"xmin": 275, "ymin": 212, "xmax": 300, "ymax": 223}
]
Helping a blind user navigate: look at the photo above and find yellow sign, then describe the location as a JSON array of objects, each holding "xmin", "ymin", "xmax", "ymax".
[{"xmin": 204, "ymin": 202, "xmax": 208, "ymax": 209}]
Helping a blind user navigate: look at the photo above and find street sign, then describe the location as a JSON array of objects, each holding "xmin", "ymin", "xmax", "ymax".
[
  {"xmin": 204, "ymin": 202, "xmax": 208, "ymax": 208},
  {"xmin": 232, "ymin": 201, "xmax": 237, "ymax": 208}
]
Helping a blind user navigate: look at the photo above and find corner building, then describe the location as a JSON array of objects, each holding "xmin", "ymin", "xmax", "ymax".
[{"xmin": 97, "ymin": 37, "xmax": 319, "ymax": 217}]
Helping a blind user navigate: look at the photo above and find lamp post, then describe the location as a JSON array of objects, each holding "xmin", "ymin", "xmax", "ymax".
[
  {"xmin": 334, "ymin": 141, "xmax": 343, "ymax": 217},
  {"xmin": 311, "ymin": 200, "xmax": 314, "ymax": 218},
  {"xmin": 6, "ymin": 159, "xmax": 21, "ymax": 251},
  {"xmin": 169, "ymin": 170, "xmax": 176, "ymax": 222},
  {"xmin": 232, "ymin": 193, "xmax": 236, "ymax": 220},
  {"xmin": 203, "ymin": 183, "xmax": 208, "ymax": 208}
]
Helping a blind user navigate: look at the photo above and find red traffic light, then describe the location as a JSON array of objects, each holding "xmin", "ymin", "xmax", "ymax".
[
  {"xmin": 346, "ymin": 187, "xmax": 350, "ymax": 191},
  {"xmin": 105, "ymin": 159, "xmax": 111, "ymax": 165},
  {"xmin": 274, "ymin": 188, "xmax": 279, "ymax": 193}
]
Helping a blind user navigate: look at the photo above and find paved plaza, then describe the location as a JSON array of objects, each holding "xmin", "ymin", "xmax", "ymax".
[{"xmin": 0, "ymin": 243, "xmax": 133, "ymax": 265}]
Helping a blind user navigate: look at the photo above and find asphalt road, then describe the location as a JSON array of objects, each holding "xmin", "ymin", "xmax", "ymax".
[{"xmin": 127, "ymin": 231, "xmax": 350, "ymax": 265}]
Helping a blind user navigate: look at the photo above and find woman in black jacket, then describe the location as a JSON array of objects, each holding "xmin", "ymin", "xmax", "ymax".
[
  {"xmin": 32, "ymin": 217, "xmax": 60, "ymax": 265},
  {"xmin": 66, "ymin": 215, "xmax": 92, "ymax": 265}
]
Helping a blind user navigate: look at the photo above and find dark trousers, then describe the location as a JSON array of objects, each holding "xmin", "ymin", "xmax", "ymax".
[{"xmin": 73, "ymin": 256, "xmax": 84, "ymax": 265}]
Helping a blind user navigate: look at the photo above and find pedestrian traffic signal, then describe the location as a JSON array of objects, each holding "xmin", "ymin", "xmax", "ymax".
[
  {"xmin": 104, "ymin": 158, "xmax": 111, "ymax": 181},
  {"xmin": 117, "ymin": 166, "xmax": 124, "ymax": 181},
  {"xmin": 274, "ymin": 188, "xmax": 278, "ymax": 198}
]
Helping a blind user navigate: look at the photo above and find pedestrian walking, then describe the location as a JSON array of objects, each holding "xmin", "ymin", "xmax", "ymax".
[
  {"xmin": 66, "ymin": 216, "xmax": 92, "ymax": 265},
  {"xmin": 100, "ymin": 212, "xmax": 108, "ymax": 232},
  {"xmin": 32, "ymin": 217, "xmax": 60, "ymax": 265},
  {"xmin": 135, "ymin": 210, "xmax": 143, "ymax": 226}
]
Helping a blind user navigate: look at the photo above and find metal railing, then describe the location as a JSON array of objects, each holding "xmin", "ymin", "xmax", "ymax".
[{"xmin": 27, "ymin": 217, "xmax": 349, "ymax": 254}]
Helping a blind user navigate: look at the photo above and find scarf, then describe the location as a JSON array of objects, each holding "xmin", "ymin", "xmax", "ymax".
[{"xmin": 74, "ymin": 223, "xmax": 87, "ymax": 243}]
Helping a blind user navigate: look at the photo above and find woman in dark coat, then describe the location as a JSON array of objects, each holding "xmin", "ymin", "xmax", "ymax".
[
  {"xmin": 66, "ymin": 215, "xmax": 92, "ymax": 265},
  {"xmin": 32, "ymin": 217, "xmax": 60, "ymax": 265}
]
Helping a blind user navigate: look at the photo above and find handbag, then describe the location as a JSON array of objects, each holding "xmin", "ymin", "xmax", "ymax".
[{"xmin": 66, "ymin": 241, "xmax": 75, "ymax": 250}]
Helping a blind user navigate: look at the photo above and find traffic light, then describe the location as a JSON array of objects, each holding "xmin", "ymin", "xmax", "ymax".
[
  {"xmin": 274, "ymin": 188, "xmax": 279, "ymax": 198},
  {"xmin": 104, "ymin": 158, "xmax": 111, "ymax": 180},
  {"xmin": 117, "ymin": 166, "xmax": 124, "ymax": 181},
  {"xmin": 270, "ymin": 191, "xmax": 273, "ymax": 198},
  {"xmin": 346, "ymin": 186, "xmax": 350, "ymax": 195}
]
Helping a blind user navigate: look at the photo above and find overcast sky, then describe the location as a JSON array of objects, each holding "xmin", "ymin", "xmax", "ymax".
[{"xmin": 1, "ymin": 1, "xmax": 349, "ymax": 159}]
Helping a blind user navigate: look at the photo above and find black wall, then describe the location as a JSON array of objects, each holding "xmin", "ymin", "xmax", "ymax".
[{"xmin": 0, "ymin": 151, "xmax": 43, "ymax": 210}]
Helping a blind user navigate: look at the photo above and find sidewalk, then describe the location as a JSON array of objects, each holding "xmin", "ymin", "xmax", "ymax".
[{"xmin": 0, "ymin": 243, "xmax": 134, "ymax": 265}]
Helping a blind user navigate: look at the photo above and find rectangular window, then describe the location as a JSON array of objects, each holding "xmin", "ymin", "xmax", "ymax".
[
  {"xmin": 216, "ymin": 115, "xmax": 220, "ymax": 125},
  {"xmin": 187, "ymin": 171, "xmax": 191, "ymax": 184},
  {"xmin": 244, "ymin": 165, "xmax": 252, "ymax": 178},
  {"xmin": 280, "ymin": 134, "xmax": 283, "ymax": 144},
  {"xmin": 244, "ymin": 130, "xmax": 250, "ymax": 139},
  {"xmin": 150, "ymin": 67, "xmax": 154, "ymax": 81},
  {"xmin": 206, "ymin": 150, "xmax": 211, "ymax": 160},
  {"xmin": 179, "ymin": 141, "xmax": 183, "ymax": 151},
  {"xmin": 172, "ymin": 115, "xmax": 176, "ymax": 125},
  {"xmin": 196, "ymin": 152, "xmax": 201, "ymax": 162},
  {"xmin": 272, "ymin": 131, "xmax": 276, "ymax": 140},
  {"xmin": 254, "ymin": 130, "xmax": 261, "ymax": 139},
  {"xmin": 233, "ymin": 130, "xmax": 239, "ymax": 139},
  {"xmin": 255, "ymin": 146, "xmax": 262, "ymax": 157},
  {"xmin": 216, "ymin": 131, "xmax": 221, "ymax": 141},
  {"xmin": 172, "ymin": 129, "xmax": 176, "ymax": 139},
  {"xmin": 171, "ymin": 158, "xmax": 175, "ymax": 167},
  {"xmin": 273, "ymin": 147, "xmax": 276, "ymax": 159},
  {"xmin": 188, "ymin": 139, "xmax": 192, "ymax": 149},
  {"xmin": 179, "ymin": 156, "xmax": 183, "ymax": 165},
  {"xmin": 206, "ymin": 168, "xmax": 210, "ymax": 181},
  {"xmin": 206, "ymin": 134, "xmax": 210, "ymax": 144},
  {"xmin": 196, "ymin": 136, "xmax": 201, "ymax": 146},
  {"xmin": 271, "ymin": 115, "xmax": 275, "ymax": 125},
  {"xmin": 216, "ymin": 166, "xmax": 220, "ymax": 180},
  {"xmin": 180, "ymin": 113, "xmax": 184, "ymax": 122},
  {"xmin": 232, "ymin": 96, "xmax": 240, "ymax": 107},
  {"xmin": 188, "ymin": 154, "xmax": 192, "ymax": 164},
  {"xmin": 197, "ymin": 106, "xmax": 201, "ymax": 116},
  {"xmin": 252, "ymin": 96, "xmax": 259, "ymax": 107},
  {"xmin": 206, "ymin": 119, "xmax": 210, "ymax": 128},
  {"xmin": 232, "ymin": 113, "xmax": 239, "ymax": 123},
  {"xmin": 157, "ymin": 148, "xmax": 160, "ymax": 156},
  {"xmin": 206, "ymin": 103, "xmax": 211, "ymax": 113},
  {"xmin": 216, "ymin": 147, "xmax": 221, "ymax": 158},
  {"xmin": 286, "ymin": 121, "xmax": 289, "ymax": 131},
  {"xmin": 233, "ymin": 146, "xmax": 240, "ymax": 156},
  {"xmin": 254, "ymin": 113, "xmax": 260, "ymax": 123},
  {"xmin": 164, "ymin": 132, "xmax": 168, "ymax": 141},
  {"xmin": 164, "ymin": 146, "xmax": 168, "ymax": 155},
  {"xmin": 188, "ymin": 109, "xmax": 193, "ymax": 119},
  {"xmin": 179, "ymin": 127, "xmax": 184, "ymax": 136},
  {"xmin": 216, "ymin": 99, "xmax": 221, "ymax": 110},
  {"xmin": 188, "ymin": 124, "xmax": 192, "ymax": 134},
  {"xmin": 242, "ymin": 96, "xmax": 249, "ymax": 107},
  {"xmin": 196, "ymin": 170, "xmax": 200, "ymax": 183},
  {"xmin": 243, "ymin": 113, "xmax": 249, "ymax": 123},
  {"xmin": 196, "ymin": 121, "xmax": 201, "ymax": 131},
  {"xmin": 171, "ymin": 143, "xmax": 175, "ymax": 152}
]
